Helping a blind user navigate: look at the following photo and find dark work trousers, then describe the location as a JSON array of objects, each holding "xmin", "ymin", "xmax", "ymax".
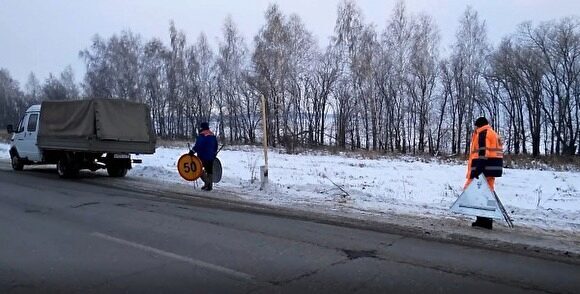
[
  {"xmin": 201, "ymin": 159, "xmax": 214, "ymax": 189},
  {"xmin": 202, "ymin": 160, "xmax": 214, "ymax": 175}
]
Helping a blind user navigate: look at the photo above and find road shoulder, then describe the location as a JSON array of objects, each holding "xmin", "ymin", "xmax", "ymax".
[{"xmin": 93, "ymin": 173, "xmax": 580, "ymax": 265}]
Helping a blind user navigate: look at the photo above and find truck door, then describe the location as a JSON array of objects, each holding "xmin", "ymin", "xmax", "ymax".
[
  {"xmin": 11, "ymin": 114, "xmax": 26, "ymax": 152},
  {"xmin": 19, "ymin": 112, "xmax": 41, "ymax": 162}
]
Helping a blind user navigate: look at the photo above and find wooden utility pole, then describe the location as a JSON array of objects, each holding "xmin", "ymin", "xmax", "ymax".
[{"xmin": 260, "ymin": 94, "xmax": 269, "ymax": 189}]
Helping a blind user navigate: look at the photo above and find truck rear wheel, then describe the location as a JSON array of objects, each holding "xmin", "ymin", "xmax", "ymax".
[
  {"xmin": 107, "ymin": 166, "xmax": 127, "ymax": 177},
  {"xmin": 57, "ymin": 158, "xmax": 79, "ymax": 178},
  {"xmin": 10, "ymin": 154, "xmax": 24, "ymax": 171}
]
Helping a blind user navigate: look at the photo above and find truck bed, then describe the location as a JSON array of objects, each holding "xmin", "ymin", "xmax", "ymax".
[{"xmin": 37, "ymin": 99, "xmax": 156, "ymax": 154}]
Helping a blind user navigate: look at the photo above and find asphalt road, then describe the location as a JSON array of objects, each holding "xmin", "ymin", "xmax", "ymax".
[{"xmin": 0, "ymin": 166, "xmax": 578, "ymax": 294}]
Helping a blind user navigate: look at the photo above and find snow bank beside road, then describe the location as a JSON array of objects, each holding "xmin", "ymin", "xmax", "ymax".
[
  {"xmin": 133, "ymin": 145, "xmax": 580, "ymax": 232},
  {"xmin": 1, "ymin": 143, "xmax": 578, "ymax": 232}
]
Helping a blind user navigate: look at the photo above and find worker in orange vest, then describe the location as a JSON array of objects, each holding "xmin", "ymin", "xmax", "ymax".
[{"xmin": 464, "ymin": 116, "xmax": 504, "ymax": 229}]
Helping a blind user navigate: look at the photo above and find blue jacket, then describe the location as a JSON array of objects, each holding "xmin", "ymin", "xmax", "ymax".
[{"xmin": 193, "ymin": 130, "xmax": 218, "ymax": 161}]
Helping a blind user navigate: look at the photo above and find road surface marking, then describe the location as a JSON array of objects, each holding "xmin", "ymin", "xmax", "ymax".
[{"xmin": 91, "ymin": 232, "xmax": 254, "ymax": 281}]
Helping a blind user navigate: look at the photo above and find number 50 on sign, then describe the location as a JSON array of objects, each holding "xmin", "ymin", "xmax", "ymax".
[{"xmin": 177, "ymin": 154, "xmax": 203, "ymax": 181}]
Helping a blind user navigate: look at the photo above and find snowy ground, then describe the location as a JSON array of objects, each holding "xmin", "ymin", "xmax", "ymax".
[
  {"xmin": 1, "ymin": 143, "xmax": 579, "ymax": 233},
  {"xmin": 133, "ymin": 145, "xmax": 580, "ymax": 232}
]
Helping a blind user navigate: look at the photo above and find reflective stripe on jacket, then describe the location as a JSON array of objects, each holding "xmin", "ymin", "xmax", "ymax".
[{"xmin": 466, "ymin": 125, "xmax": 503, "ymax": 178}]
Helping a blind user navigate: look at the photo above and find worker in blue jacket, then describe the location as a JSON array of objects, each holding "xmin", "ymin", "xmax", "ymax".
[{"xmin": 190, "ymin": 122, "xmax": 218, "ymax": 191}]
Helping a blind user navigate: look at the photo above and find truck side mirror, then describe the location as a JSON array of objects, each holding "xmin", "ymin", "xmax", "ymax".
[{"xmin": 6, "ymin": 124, "xmax": 13, "ymax": 134}]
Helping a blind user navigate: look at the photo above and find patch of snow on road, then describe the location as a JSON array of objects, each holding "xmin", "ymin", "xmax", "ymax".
[{"xmin": 0, "ymin": 143, "xmax": 8, "ymax": 157}]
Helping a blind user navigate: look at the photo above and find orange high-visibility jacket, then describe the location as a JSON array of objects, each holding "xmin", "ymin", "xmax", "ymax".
[{"xmin": 466, "ymin": 125, "xmax": 504, "ymax": 179}]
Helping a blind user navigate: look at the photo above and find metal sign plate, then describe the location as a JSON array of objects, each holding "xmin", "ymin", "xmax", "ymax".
[
  {"xmin": 450, "ymin": 177, "xmax": 504, "ymax": 219},
  {"xmin": 177, "ymin": 154, "xmax": 203, "ymax": 181},
  {"xmin": 212, "ymin": 157, "xmax": 222, "ymax": 183}
]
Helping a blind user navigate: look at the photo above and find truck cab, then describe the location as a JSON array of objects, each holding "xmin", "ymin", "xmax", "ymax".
[{"xmin": 8, "ymin": 105, "xmax": 42, "ymax": 169}]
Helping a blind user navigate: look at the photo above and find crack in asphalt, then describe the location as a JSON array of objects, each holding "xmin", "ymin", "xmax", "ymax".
[
  {"xmin": 369, "ymin": 253, "xmax": 561, "ymax": 294},
  {"xmin": 266, "ymin": 247, "xmax": 394, "ymax": 287},
  {"xmin": 343, "ymin": 249, "xmax": 378, "ymax": 260},
  {"xmin": 269, "ymin": 258, "xmax": 350, "ymax": 286},
  {"xmin": 70, "ymin": 201, "xmax": 100, "ymax": 208},
  {"xmin": 24, "ymin": 209, "xmax": 41, "ymax": 213},
  {"xmin": 264, "ymin": 241, "xmax": 562, "ymax": 294}
]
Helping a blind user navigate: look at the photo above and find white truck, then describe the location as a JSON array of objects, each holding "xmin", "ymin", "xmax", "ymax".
[{"xmin": 7, "ymin": 99, "xmax": 156, "ymax": 178}]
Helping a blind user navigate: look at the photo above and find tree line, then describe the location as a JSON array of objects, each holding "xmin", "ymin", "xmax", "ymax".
[{"xmin": 1, "ymin": 1, "xmax": 579, "ymax": 156}]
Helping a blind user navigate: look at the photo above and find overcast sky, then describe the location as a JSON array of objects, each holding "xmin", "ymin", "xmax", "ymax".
[{"xmin": 1, "ymin": 0, "xmax": 578, "ymax": 87}]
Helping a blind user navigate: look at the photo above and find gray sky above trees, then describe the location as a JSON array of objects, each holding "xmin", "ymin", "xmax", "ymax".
[{"xmin": 0, "ymin": 0, "xmax": 578, "ymax": 86}]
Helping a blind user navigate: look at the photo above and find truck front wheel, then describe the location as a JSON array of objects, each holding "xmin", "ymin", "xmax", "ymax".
[
  {"xmin": 10, "ymin": 154, "xmax": 24, "ymax": 171},
  {"xmin": 57, "ymin": 158, "xmax": 79, "ymax": 178},
  {"xmin": 107, "ymin": 166, "xmax": 127, "ymax": 177}
]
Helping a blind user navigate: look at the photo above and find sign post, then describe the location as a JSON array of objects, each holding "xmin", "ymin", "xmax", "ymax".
[{"xmin": 260, "ymin": 94, "xmax": 269, "ymax": 190}]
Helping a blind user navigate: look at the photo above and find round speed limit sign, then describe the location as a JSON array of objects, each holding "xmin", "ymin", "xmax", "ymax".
[{"xmin": 177, "ymin": 154, "xmax": 204, "ymax": 181}]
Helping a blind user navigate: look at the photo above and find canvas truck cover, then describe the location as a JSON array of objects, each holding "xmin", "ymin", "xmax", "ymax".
[
  {"xmin": 95, "ymin": 99, "xmax": 151, "ymax": 142},
  {"xmin": 38, "ymin": 99, "xmax": 156, "ymax": 154},
  {"xmin": 38, "ymin": 100, "xmax": 95, "ymax": 138}
]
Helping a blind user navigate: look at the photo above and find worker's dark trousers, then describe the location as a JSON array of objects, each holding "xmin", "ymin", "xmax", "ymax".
[{"xmin": 201, "ymin": 159, "xmax": 214, "ymax": 190}]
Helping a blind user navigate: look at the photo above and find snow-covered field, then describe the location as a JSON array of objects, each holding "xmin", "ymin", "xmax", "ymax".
[{"xmin": 1, "ymin": 143, "xmax": 579, "ymax": 232}]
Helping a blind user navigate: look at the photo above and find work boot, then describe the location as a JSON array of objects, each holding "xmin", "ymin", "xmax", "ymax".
[
  {"xmin": 200, "ymin": 173, "xmax": 210, "ymax": 190},
  {"xmin": 472, "ymin": 217, "xmax": 493, "ymax": 230}
]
